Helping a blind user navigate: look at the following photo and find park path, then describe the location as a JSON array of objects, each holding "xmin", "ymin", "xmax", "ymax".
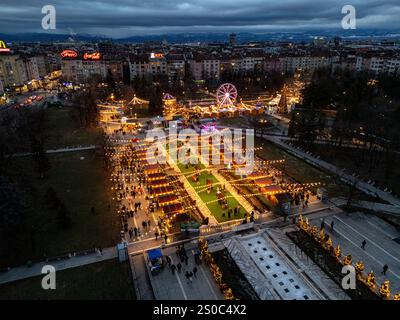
[
  {"xmin": 166, "ymin": 155, "xmax": 218, "ymax": 225},
  {"xmin": 211, "ymin": 168, "xmax": 255, "ymax": 214},
  {"xmin": 7, "ymin": 145, "xmax": 99, "ymax": 157},
  {"xmin": 0, "ymin": 247, "xmax": 117, "ymax": 285}
]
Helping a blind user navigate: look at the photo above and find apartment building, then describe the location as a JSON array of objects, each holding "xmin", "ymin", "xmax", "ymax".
[
  {"xmin": 369, "ymin": 57, "xmax": 386, "ymax": 74},
  {"xmin": 166, "ymin": 54, "xmax": 185, "ymax": 80},
  {"xmin": 385, "ymin": 58, "xmax": 400, "ymax": 75},
  {"xmin": 128, "ymin": 53, "xmax": 168, "ymax": 80},
  {"xmin": 203, "ymin": 57, "xmax": 220, "ymax": 80},
  {"xmin": 0, "ymin": 54, "xmax": 27, "ymax": 88},
  {"xmin": 281, "ymin": 55, "xmax": 332, "ymax": 73},
  {"xmin": 61, "ymin": 55, "xmax": 106, "ymax": 83}
]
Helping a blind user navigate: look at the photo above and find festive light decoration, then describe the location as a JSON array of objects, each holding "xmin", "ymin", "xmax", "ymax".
[
  {"xmin": 217, "ymin": 83, "xmax": 238, "ymax": 107},
  {"xmin": 366, "ymin": 271, "xmax": 376, "ymax": 289},
  {"xmin": 294, "ymin": 208, "xmax": 396, "ymax": 300},
  {"xmin": 343, "ymin": 254, "xmax": 352, "ymax": 266},
  {"xmin": 198, "ymin": 238, "xmax": 236, "ymax": 300},
  {"xmin": 335, "ymin": 245, "xmax": 341, "ymax": 260},
  {"xmin": 380, "ymin": 280, "xmax": 391, "ymax": 299},
  {"xmin": 355, "ymin": 261, "xmax": 365, "ymax": 279},
  {"xmin": 318, "ymin": 229, "xmax": 325, "ymax": 243},
  {"xmin": 310, "ymin": 225, "xmax": 318, "ymax": 237},
  {"xmin": 325, "ymin": 237, "xmax": 333, "ymax": 252}
]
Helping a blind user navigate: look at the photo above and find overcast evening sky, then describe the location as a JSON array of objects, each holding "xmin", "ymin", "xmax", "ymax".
[{"xmin": 1, "ymin": 0, "xmax": 400, "ymax": 38}]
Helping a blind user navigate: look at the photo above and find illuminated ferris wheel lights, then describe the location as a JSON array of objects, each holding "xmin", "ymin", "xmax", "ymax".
[{"xmin": 217, "ymin": 83, "xmax": 238, "ymax": 107}]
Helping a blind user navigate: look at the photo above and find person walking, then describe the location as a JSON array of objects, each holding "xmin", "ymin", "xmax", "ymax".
[
  {"xmin": 155, "ymin": 231, "xmax": 159, "ymax": 241},
  {"xmin": 382, "ymin": 264, "xmax": 388, "ymax": 275},
  {"xmin": 177, "ymin": 263, "xmax": 182, "ymax": 273},
  {"xmin": 193, "ymin": 266, "xmax": 198, "ymax": 277},
  {"xmin": 142, "ymin": 220, "xmax": 147, "ymax": 231},
  {"xmin": 184, "ymin": 255, "xmax": 189, "ymax": 266},
  {"xmin": 361, "ymin": 240, "xmax": 367, "ymax": 250},
  {"xmin": 148, "ymin": 219, "xmax": 151, "ymax": 229},
  {"xmin": 133, "ymin": 227, "xmax": 138, "ymax": 237},
  {"xmin": 330, "ymin": 220, "xmax": 334, "ymax": 231},
  {"xmin": 166, "ymin": 255, "xmax": 171, "ymax": 266},
  {"xmin": 185, "ymin": 271, "xmax": 190, "ymax": 283},
  {"xmin": 171, "ymin": 264, "xmax": 176, "ymax": 275},
  {"xmin": 164, "ymin": 234, "xmax": 168, "ymax": 244}
]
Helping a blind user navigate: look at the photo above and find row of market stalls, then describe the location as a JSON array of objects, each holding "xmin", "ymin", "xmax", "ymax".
[
  {"xmin": 164, "ymin": 102, "xmax": 265, "ymax": 120},
  {"xmin": 225, "ymin": 156, "xmax": 321, "ymax": 215},
  {"xmin": 247, "ymin": 171, "xmax": 292, "ymax": 213},
  {"xmin": 188, "ymin": 102, "xmax": 264, "ymax": 119},
  {"xmin": 134, "ymin": 144, "xmax": 203, "ymax": 232}
]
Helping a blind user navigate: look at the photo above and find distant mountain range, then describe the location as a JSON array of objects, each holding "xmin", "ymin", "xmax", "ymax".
[{"xmin": 1, "ymin": 30, "xmax": 400, "ymax": 44}]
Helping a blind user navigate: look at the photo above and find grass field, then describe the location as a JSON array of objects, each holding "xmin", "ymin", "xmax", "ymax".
[
  {"xmin": 5, "ymin": 150, "xmax": 120, "ymax": 266},
  {"xmin": 44, "ymin": 107, "xmax": 103, "ymax": 149},
  {"xmin": 178, "ymin": 163, "xmax": 244, "ymax": 222},
  {"xmin": 0, "ymin": 260, "xmax": 135, "ymax": 300}
]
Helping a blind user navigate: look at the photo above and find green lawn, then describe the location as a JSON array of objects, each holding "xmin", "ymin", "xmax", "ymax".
[
  {"xmin": 44, "ymin": 107, "xmax": 103, "ymax": 149},
  {"xmin": 178, "ymin": 163, "xmax": 245, "ymax": 222},
  {"xmin": 5, "ymin": 150, "xmax": 120, "ymax": 266},
  {"xmin": 0, "ymin": 260, "xmax": 135, "ymax": 300}
]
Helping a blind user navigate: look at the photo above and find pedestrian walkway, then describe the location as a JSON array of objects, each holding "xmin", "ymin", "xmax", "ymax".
[
  {"xmin": 145, "ymin": 243, "xmax": 224, "ymax": 300},
  {"xmin": 0, "ymin": 247, "xmax": 117, "ymax": 285},
  {"xmin": 166, "ymin": 154, "xmax": 218, "ymax": 224},
  {"xmin": 347, "ymin": 199, "xmax": 400, "ymax": 217},
  {"xmin": 119, "ymin": 170, "xmax": 161, "ymax": 244},
  {"xmin": 129, "ymin": 253, "xmax": 155, "ymax": 300},
  {"xmin": 310, "ymin": 211, "xmax": 400, "ymax": 293},
  {"xmin": 7, "ymin": 145, "xmax": 99, "ymax": 157},
  {"xmin": 211, "ymin": 169, "xmax": 255, "ymax": 214}
]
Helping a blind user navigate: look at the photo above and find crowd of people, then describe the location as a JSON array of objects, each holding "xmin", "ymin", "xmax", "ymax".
[{"xmin": 165, "ymin": 244, "xmax": 200, "ymax": 284}]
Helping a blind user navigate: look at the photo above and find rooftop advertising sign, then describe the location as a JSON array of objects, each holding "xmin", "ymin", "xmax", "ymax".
[
  {"xmin": 0, "ymin": 40, "xmax": 11, "ymax": 53},
  {"xmin": 61, "ymin": 49, "xmax": 78, "ymax": 58}
]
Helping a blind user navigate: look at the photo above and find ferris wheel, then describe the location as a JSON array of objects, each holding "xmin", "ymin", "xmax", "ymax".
[{"xmin": 216, "ymin": 83, "xmax": 238, "ymax": 107}]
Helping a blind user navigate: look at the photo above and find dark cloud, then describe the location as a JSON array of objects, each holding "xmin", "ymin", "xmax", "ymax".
[{"xmin": 1, "ymin": 0, "xmax": 399, "ymax": 37}]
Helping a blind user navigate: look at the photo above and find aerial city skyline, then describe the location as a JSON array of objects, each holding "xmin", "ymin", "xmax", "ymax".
[
  {"xmin": 1, "ymin": 0, "xmax": 400, "ymax": 37},
  {"xmin": 1, "ymin": 0, "xmax": 400, "ymax": 311}
]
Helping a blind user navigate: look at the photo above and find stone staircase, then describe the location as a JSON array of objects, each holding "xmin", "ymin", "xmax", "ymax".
[
  {"xmin": 266, "ymin": 228, "xmax": 350, "ymax": 300},
  {"xmin": 223, "ymin": 238, "xmax": 278, "ymax": 300}
]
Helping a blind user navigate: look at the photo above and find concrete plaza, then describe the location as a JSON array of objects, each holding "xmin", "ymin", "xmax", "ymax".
[{"xmin": 141, "ymin": 242, "xmax": 224, "ymax": 300}]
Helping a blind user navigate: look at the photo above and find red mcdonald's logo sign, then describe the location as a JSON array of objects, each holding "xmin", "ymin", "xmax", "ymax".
[
  {"xmin": 83, "ymin": 52, "xmax": 101, "ymax": 60},
  {"xmin": 61, "ymin": 49, "xmax": 78, "ymax": 58},
  {"xmin": 0, "ymin": 40, "xmax": 11, "ymax": 53}
]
